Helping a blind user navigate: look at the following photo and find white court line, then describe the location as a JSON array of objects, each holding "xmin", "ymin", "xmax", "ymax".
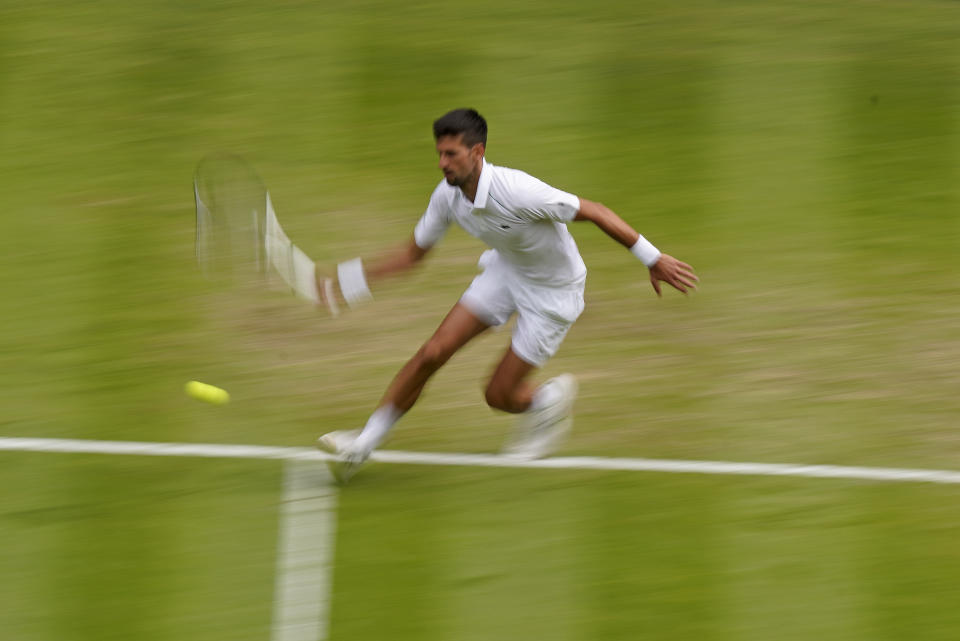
[
  {"xmin": 2, "ymin": 436, "xmax": 960, "ymax": 485},
  {"xmin": 271, "ymin": 460, "xmax": 338, "ymax": 641}
]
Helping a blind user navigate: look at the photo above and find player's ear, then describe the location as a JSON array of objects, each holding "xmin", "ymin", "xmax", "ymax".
[{"xmin": 470, "ymin": 142, "xmax": 485, "ymax": 160}]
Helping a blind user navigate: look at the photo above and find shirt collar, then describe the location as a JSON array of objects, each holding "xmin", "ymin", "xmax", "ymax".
[{"xmin": 471, "ymin": 159, "xmax": 492, "ymax": 209}]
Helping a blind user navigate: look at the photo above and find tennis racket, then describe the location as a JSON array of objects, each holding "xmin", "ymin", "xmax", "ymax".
[
  {"xmin": 194, "ymin": 153, "xmax": 340, "ymax": 312},
  {"xmin": 194, "ymin": 152, "xmax": 268, "ymax": 284}
]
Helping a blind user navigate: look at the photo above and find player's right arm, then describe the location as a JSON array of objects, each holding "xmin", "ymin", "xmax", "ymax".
[
  {"xmin": 321, "ymin": 182, "xmax": 450, "ymax": 312},
  {"xmin": 318, "ymin": 237, "xmax": 429, "ymax": 315},
  {"xmin": 366, "ymin": 178, "xmax": 452, "ymax": 282},
  {"xmin": 365, "ymin": 237, "xmax": 430, "ymax": 281}
]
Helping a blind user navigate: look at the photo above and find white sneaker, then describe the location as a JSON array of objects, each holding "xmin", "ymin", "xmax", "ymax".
[
  {"xmin": 502, "ymin": 374, "xmax": 578, "ymax": 460},
  {"xmin": 316, "ymin": 429, "xmax": 366, "ymax": 484}
]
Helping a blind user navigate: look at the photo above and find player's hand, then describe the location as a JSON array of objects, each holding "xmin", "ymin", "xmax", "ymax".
[
  {"xmin": 316, "ymin": 268, "xmax": 343, "ymax": 317},
  {"xmin": 648, "ymin": 254, "xmax": 698, "ymax": 296}
]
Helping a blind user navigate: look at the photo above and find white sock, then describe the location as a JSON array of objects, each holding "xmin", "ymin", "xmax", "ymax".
[{"xmin": 351, "ymin": 404, "xmax": 403, "ymax": 456}]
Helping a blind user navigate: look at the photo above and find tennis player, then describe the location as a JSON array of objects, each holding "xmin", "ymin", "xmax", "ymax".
[{"xmin": 318, "ymin": 108, "xmax": 698, "ymax": 483}]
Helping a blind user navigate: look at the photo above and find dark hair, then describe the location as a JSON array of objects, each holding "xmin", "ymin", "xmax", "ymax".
[{"xmin": 433, "ymin": 108, "xmax": 487, "ymax": 147}]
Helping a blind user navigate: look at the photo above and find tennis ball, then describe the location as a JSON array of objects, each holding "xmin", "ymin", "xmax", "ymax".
[{"xmin": 185, "ymin": 380, "xmax": 230, "ymax": 405}]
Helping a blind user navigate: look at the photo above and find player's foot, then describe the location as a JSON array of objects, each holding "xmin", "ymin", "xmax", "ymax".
[
  {"xmin": 502, "ymin": 374, "xmax": 578, "ymax": 460},
  {"xmin": 316, "ymin": 429, "xmax": 366, "ymax": 484}
]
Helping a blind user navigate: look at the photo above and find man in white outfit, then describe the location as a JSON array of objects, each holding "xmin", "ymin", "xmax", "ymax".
[{"xmin": 318, "ymin": 108, "xmax": 698, "ymax": 483}]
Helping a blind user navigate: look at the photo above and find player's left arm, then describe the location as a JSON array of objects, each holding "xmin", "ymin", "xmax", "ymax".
[{"xmin": 574, "ymin": 198, "xmax": 699, "ymax": 296}]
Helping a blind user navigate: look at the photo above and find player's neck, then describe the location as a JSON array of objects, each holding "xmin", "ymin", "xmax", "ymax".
[{"xmin": 460, "ymin": 160, "xmax": 484, "ymax": 203}]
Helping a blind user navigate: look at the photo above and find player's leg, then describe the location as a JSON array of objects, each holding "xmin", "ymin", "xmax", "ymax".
[
  {"xmin": 379, "ymin": 301, "xmax": 491, "ymax": 412},
  {"xmin": 318, "ymin": 302, "xmax": 490, "ymax": 482},
  {"xmin": 483, "ymin": 345, "xmax": 537, "ymax": 413},
  {"xmin": 319, "ymin": 250, "xmax": 515, "ymax": 483},
  {"xmin": 490, "ymin": 346, "xmax": 579, "ymax": 460},
  {"xmin": 372, "ymin": 250, "xmax": 514, "ymax": 421},
  {"xmin": 497, "ymin": 282, "xmax": 584, "ymax": 459}
]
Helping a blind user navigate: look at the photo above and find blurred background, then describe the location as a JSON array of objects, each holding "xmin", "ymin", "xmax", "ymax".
[{"xmin": 1, "ymin": 0, "xmax": 958, "ymax": 639}]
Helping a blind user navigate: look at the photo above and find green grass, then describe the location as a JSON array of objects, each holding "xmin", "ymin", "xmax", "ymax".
[
  {"xmin": 0, "ymin": 455, "xmax": 279, "ymax": 640},
  {"xmin": 335, "ymin": 466, "xmax": 960, "ymax": 641},
  {"xmin": 1, "ymin": 0, "xmax": 959, "ymax": 639}
]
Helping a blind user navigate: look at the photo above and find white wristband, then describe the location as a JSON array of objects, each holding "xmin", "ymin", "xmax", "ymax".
[
  {"xmin": 337, "ymin": 257, "xmax": 373, "ymax": 308},
  {"xmin": 630, "ymin": 235, "xmax": 661, "ymax": 267}
]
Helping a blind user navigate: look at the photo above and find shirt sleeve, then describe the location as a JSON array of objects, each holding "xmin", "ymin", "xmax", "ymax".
[
  {"xmin": 510, "ymin": 170, "xmax": 581, "ymax": 223},
  {"xmin": 413, "ymin": 182, "xmax": 453, "ymax": 249}
]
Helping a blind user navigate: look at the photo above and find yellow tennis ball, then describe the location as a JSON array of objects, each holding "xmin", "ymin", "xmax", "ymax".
[{"xmin": 185, "ymin": 380, "xmax": 230, "ymax": 405}]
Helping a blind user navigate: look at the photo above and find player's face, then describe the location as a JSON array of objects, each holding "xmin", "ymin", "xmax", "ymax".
[{"xmin": 436, "ymin": 134, "xmax": 483, "ymax": 187}]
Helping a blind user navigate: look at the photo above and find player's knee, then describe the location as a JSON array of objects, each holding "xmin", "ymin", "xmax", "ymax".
[
  {"xmin": 484, "ymin": 385, "xmax": 503, "ymax": 410},
  {"xmin": 414, "ymin": 340, "xmax": 452, "ymax": 372},
  {"xmin": 484, "ymin": 384, "xmax": 512, "ymax": 412}
]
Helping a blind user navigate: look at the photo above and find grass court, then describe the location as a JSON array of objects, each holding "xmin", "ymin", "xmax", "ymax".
[{"xmin": 1, "ymin": 1, "xmax": 959, "ymax": 639}]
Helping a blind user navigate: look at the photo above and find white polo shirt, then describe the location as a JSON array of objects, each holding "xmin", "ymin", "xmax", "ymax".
[{"xmin": 414, "ymin": 159, "xmax": 587, "ymax": 287}]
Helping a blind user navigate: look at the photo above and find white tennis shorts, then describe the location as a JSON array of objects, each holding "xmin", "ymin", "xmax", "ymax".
[{"xmin": 460, "ymin": 250, "xmax": 585, "ymax": 367}]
